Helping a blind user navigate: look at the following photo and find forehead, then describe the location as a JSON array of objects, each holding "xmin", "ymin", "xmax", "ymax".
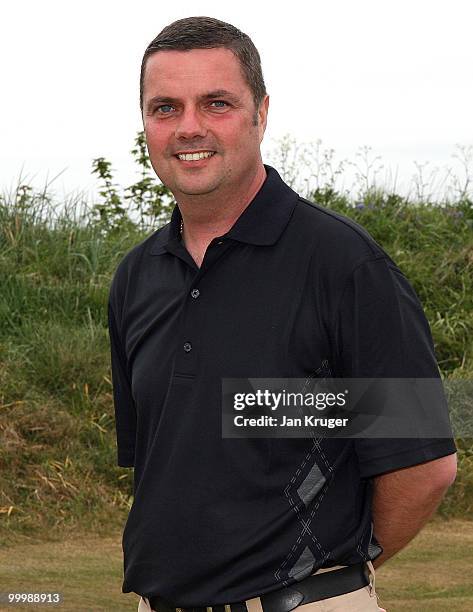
[{"xmin": 142, "ymin": 47, "xmax": 250, "ymax": 101}]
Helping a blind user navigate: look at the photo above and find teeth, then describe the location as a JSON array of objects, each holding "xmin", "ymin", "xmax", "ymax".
[{"xmin": 177, "ymin": 151, "xmax": 215, "ymax": 161}]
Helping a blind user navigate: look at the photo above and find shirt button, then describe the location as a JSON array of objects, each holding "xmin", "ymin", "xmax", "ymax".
[
  {"xmin": 190, "ymin": 288, "xmax": 200, "ymax": 299},
  {"xmin": 183, "ymin": 342, "xmax": 192, "ymax": 352}
]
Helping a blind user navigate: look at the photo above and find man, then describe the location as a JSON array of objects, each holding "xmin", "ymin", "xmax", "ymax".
[{"xmin": 108, "ymin": 16, "xmax": 457, "ymax": 612}]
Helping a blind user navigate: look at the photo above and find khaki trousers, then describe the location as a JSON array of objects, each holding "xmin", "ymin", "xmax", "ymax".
[{"xmin": 137, "ymin": 561, "xmax": 384, "ymax": 612}]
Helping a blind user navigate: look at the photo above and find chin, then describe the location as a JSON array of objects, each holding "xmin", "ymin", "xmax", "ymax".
[
  {"xmin": 175, "ymin": 177, "xmax": 222, "ymax": 196},
  {"xmin": 178, "ymin": 186, "xmax": 219, "ymax": 196}
]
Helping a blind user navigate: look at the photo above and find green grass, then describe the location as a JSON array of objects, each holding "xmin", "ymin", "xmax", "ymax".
[
  {"xmin": 0, "ymin": 518, "xmax": 471, "ymax": 611},
  {"xmin": 0, "ymin": 531, "xmax": 136, "ymax": 611},
  {"xmin": 375, "ymin": 518, "xmax": 473, "ymax": 611}
]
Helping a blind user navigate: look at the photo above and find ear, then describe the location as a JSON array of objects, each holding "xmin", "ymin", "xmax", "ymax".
[{"xmin": 257, "ymin": 95, "xmax": 270, "ymax": 142}]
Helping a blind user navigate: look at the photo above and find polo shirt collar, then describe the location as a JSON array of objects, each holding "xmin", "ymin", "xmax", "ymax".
[{"xmin": 149, "ymin": 164, "xmax": 298, "ymax": 255}]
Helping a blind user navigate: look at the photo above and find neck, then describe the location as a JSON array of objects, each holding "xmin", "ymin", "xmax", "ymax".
[{"xmin": 178, "ymin": 163, "xmax": 267, "ymax": 245}]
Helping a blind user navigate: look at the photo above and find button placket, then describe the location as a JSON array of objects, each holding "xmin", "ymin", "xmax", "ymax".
[{"xmin": 176, "ymin": 242, "xmax": 233, "ymax": 373}]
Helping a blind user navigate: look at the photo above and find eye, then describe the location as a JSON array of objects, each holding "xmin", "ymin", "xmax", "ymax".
[
  {"xmin": 156, "ymin": 104, "xmax": 175, "ymax": 114},
  {"xmin": 210, "ymin": 100, "xmax": 228, "ymax": 109}
]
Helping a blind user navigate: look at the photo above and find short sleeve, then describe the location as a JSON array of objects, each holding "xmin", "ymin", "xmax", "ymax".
[
  {"xmin": 108, "ymin": 300, "xmax": 136, "ymax": 468},
  {"xmin": 335, "ymin": 257, "xmax": 457, "ymax": 478}
]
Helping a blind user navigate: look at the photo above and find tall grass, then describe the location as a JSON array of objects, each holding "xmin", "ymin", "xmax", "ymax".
[{"xmin": 1, "ymin": 134, "xmax": 472, "ymax": 544}]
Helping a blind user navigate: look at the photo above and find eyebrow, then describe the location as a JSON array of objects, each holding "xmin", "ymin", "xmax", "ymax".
[{"xmin": 145, "ymin": 89, "xmax": 240, "ymax": 112}]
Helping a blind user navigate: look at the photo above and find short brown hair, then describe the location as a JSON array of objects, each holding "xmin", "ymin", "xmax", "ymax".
[{"xmin": 140, "ymin": 16, "xmax": 267, "ymax": 117}]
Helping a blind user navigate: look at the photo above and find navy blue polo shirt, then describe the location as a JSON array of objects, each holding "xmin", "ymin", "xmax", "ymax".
[{"xmin": 108, "ymin": 165, "xmax": 456, "ymax": 605}]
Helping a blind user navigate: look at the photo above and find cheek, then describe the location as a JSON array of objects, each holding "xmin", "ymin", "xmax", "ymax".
[
  {"xmin": 231, "ymin": 125, "xmax": 260, "ymax": 154},
  {"xmin": 218, "ymin": 121, "xmax": 258, "ymax": 152},
  {"xmin": 144, "ymin": 122, "xmax": 168, "ymax": 146},
  {"xmin": 145, "ymin": 132, "xmax": 169, "ymax": 157}
]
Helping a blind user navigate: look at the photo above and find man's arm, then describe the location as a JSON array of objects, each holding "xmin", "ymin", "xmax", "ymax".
[
  {"xmin": 108, "ymin": 299, "xmax": 137, "ymax": 468},
  {"xmin": 371, "ymin": 453, "xmax": 457, "ymax": 569}
]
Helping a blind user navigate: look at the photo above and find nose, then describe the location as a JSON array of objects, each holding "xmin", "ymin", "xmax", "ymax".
[{"xmin": 175, "ymin": 106, "xmax": 207, "ymax": 140}]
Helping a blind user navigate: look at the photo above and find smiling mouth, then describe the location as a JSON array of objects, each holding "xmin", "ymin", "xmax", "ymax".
[{"xmin": 175, "ymin": 151, "xmax": 216, "ymax": 161}]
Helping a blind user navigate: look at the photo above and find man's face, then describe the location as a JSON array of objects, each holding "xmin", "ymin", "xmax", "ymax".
[{"xmin": 141, "ymin": 47, "xmax": 269, "ymax": 198}]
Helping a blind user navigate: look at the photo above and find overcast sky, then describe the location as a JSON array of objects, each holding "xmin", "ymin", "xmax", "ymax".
[{"xmin": 2, "ymin": 0, "xmax": 472, "ymax": 200}]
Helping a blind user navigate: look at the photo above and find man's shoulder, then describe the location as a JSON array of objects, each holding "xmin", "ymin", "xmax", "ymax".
[
  {"xmin": 108, "ymin": 222, "xmax": 170, "ymax": 302},
  {"xmin": 291, "ymin": 196, "xmax": 392, "ymax": 264},
  {"xmin": 119, "ymin": 223, "xmax": 169, "ymax": 265}
]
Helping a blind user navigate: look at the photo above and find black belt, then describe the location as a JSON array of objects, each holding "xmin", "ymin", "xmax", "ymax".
[{"xmin": 148, "ymin": 562, "xmax": 369, "ymax": 612}]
